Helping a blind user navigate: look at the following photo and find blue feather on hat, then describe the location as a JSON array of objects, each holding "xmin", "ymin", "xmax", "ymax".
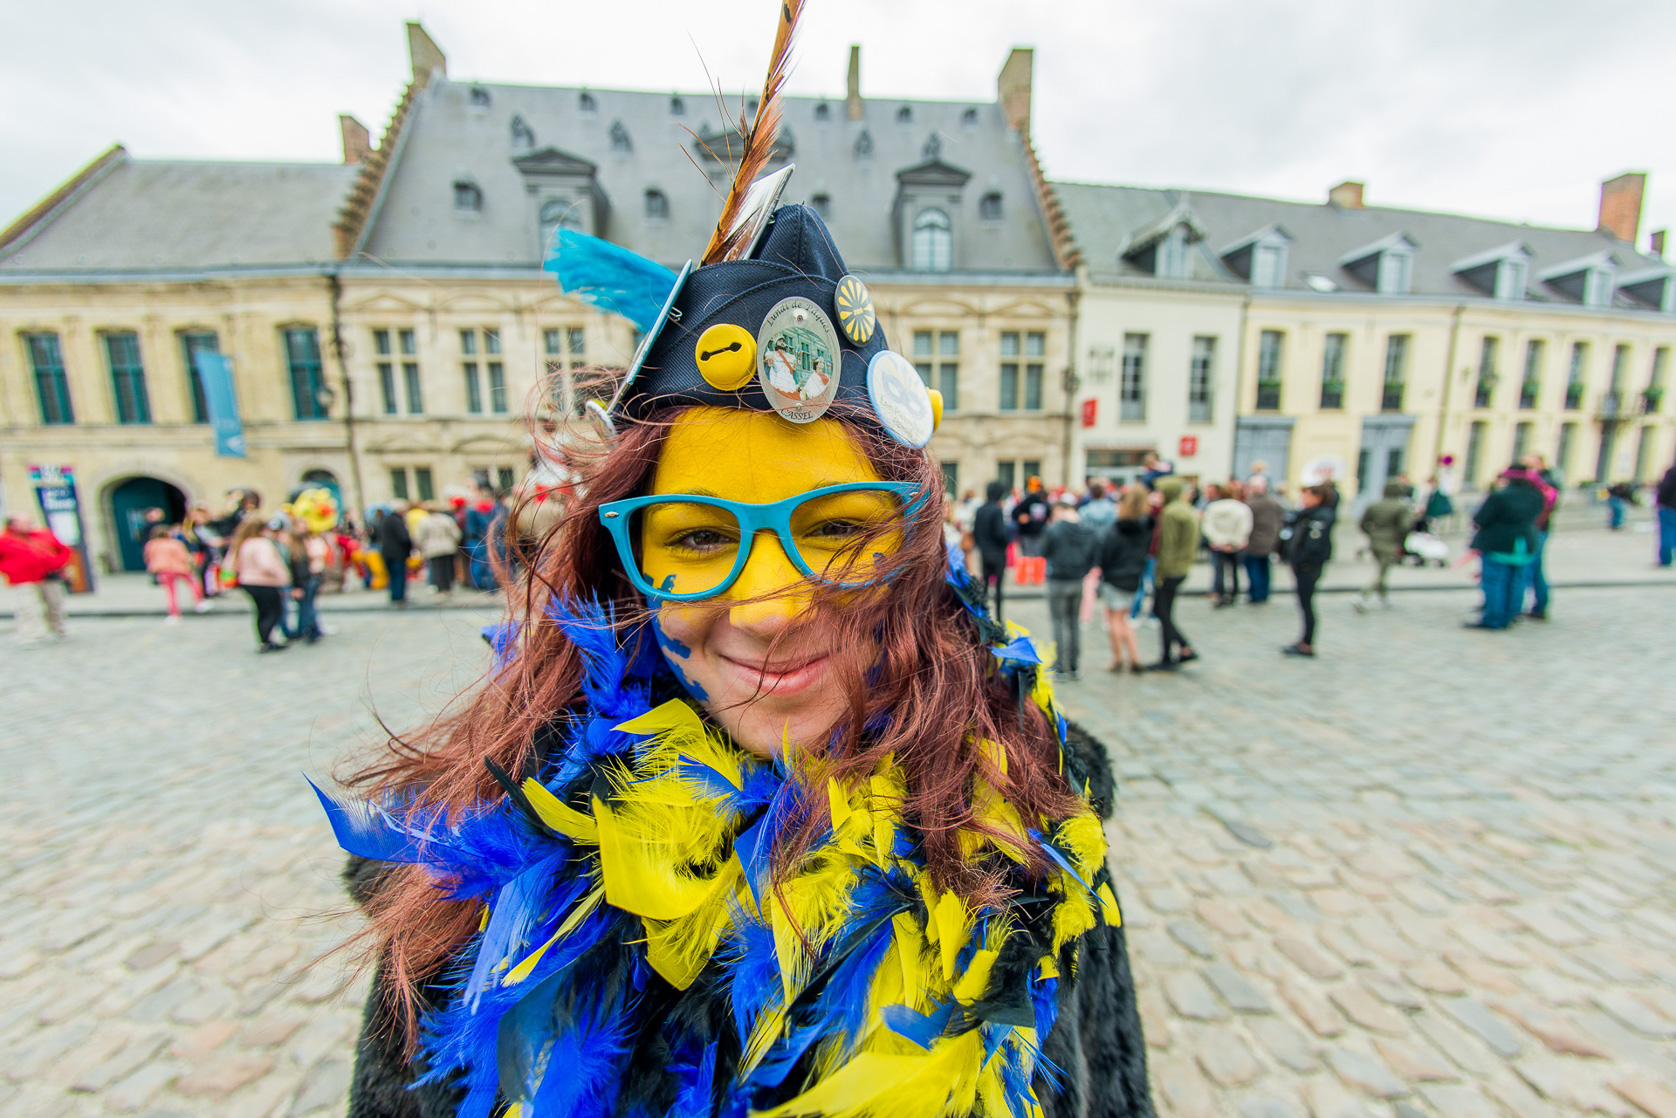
[{"xmin": 544, "ymin": 228, "xmax": 678, "ymax": 333}]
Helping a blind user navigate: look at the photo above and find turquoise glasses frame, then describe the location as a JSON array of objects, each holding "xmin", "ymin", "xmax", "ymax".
[{"xmin": 598, "ymin": 481, "xmax": 923, "ymax": 603}]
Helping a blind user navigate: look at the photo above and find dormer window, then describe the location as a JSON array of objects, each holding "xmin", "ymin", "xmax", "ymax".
[
  {"xmin": 540, "ymin": 198, "xmax": 582, "ymax": 250},
  {"xmin": 814, "ymin": 102, "xmax": 830, "ymax": 122},
  {"xmin": 1157, "ymin": 226, "xmax": 1190, "ymax": 279},
  {"xmin": 1620, "ymin": 266, "xmax": 1676, "ymax": 312},
  {"xmin": 811, "ymin": 192, "xmax": 831, "ymax": 219},
  {"xmin": 644, "ymin": 188, "xmax": 669, "ymax": 220},
  {"xmin": 453, "ymin": 180, "xmax": 483, "ymax": 213},
  {"xmin": 1451, "ymin": 242, "xmax": 1530, "ymax": 301},
  {"xmin": 610, "ymin": 122, "xmax": 632, "ymax": 153},
  {"xmin": 578, "ymin": 90, "xmax": 597, "ymax": 113},
  {"xmin": 1341, "ymin": 234, "xmax": 1416, "ymax": 295},
  {"xmin": 510, "ymin": 116, "xmax": 535, "ymax": 152},
  {"xmin": 911, "ymin": 208, "xmax": 953, "ymax": 272},
  {"xmin": 1221, "ymin": 226, "xmax": 1293, "ymax": 289},
  {"xmin": 897, "ymin": 105, "xmax": 913, "ymax": 125},
  {"xmin": 979, "ymin": 191, "xmax": 1003, "ymax": 221},
  {"xmin": 1540, "ymin": 252, "xmax": 1618, "ymax": 308},
  {"xmin": 854, "ymin": 130, "xmax": 873, "ymax": 159},
  {"xmin": 747, "ymin": 98, "xmax": 759, "ymax": 117},
  {"xmin": 469, "ymin": 86, "xmax": 492, "ymax": 109},
  {"xmin": 1252, "ymin": 242, "xmax": 1286, "ymax": 288},
  {"xmin": 669, "ymin": 95, "xmax": 685, "ymax": 116},
  {"xmin": 961, "ymin": 107, "xmax": 979, "ymax": 129}
]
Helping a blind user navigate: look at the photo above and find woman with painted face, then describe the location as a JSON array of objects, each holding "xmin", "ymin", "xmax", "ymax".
[{"xmin": 317, "ymin": 8, "xmax": 1150, "ymax": 1118}]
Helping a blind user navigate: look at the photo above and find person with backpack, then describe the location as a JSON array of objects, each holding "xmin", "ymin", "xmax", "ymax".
[
  {"xmin": 1354, "ymin": 481, "xmax": 1411, "ymax": 612},
  {"xmin": 1040, "ymin": 494, "xmax": 1099, "ymax": 680},
  {"xmin": 1283, "ymin": 482, "xmax": 1338, "ymax": 658},
  {"xmin": 1097, "ymin": 486, "xmax": 1152, "ymax": 672}
]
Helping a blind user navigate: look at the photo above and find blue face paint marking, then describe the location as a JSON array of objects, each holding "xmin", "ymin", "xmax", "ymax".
[
  {"xmin": 652, "ymin": 615, "xmax": 692, "ymax": 659},
  {"xmin": 651, "ymin": 609, "xmax": 708, "ymax": 700}
]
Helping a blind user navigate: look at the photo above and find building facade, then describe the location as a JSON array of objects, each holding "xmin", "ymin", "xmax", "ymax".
[
  {"xmin": 0, "ymin": 24, "xmax": 1075, "ymax": 571},
  {"xmin": 1054, "ymin": 177, "xmax": 1676, "ymax": 505}
]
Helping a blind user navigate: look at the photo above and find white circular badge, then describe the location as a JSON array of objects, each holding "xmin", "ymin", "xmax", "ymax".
[
  {"xmin": 755, "ymin": 297, "xmax": 842, "ymax": 424},
  {"xmin": 866, "ymin": 351, "xmax": 935, "ymax": 448}
]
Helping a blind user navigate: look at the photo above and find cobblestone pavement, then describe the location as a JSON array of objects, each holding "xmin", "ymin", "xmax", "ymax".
[{"xmin": 2, "ymin": 584, "xmax": 1674, "ymax": 1117}]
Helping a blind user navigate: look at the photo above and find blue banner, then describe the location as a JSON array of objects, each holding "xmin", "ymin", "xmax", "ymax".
[{"xmin": 195, "ymin": 351, "xmax": 246, "ymax": 457}]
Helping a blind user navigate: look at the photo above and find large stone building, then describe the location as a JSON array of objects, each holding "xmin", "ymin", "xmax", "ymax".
[
  {"xmin": 1, "ymin": 24, "xmax": 1075, "ymax": 572},
  {"xmin": 1055, "ymin": 176, "xmax": 1676, "ymax": 505}
]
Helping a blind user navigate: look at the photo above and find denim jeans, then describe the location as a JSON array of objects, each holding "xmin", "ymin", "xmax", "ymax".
[
  {"xmin": 1527, "ymin": 531, "xmax": 1549, "ymax": 613},
  {"xmin": 1608, "ymin": 496, "xmax": 1625, "ymax": 529},
  {"xmin": 1243, "ymin": 554, "xmax": 1271, "ymax": 602},
  {"xmin": 1659, "ymin": 506, "xmax": 1676, "ymax": 567},
  {"xmin": 294, "ymin": 575, "xmax": 322, "ymax": 639},
  {"xmin": 1047, "ymin": 579, "xmax": 1083, "ymax": 674},
  {"xmin": 1479, "ymin": 558, "xmax": 1528, "ymax": 629},
  {"xmin": 1130, "ymin": 557, "xmax": 1155, "ymax": 620}
]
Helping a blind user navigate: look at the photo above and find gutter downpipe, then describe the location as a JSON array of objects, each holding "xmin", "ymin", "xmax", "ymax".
[
  {"xmin": 328, "ymin": 268, "xmax": 367, "ymax": 519},
  {"xmin": 1062, "ymin": 285, "xmax": 1082, "ymax": 488},
  {"xmin": 1230, "ymin": 290, "xmax": 1252, "ymax": 477},
  {"xmin": 1432, "ymin": 303, "xmax": 1465, "ymax": 473}
]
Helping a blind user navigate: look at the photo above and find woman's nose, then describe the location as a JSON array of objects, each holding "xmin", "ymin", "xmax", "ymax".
[{"xmin": 726, "ymin": 531, "xmax": 810, "ymax": 632}]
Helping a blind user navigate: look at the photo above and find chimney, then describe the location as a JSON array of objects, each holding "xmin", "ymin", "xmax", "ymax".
[
  {"xmin": 846, "ymin": 46, "xmax": 863, "ymax": 120},
  {"xmin": 998, "ymin": 48, "xmax": 1033, "ymax": 135},
  {"xmin": 1597, "ymin": 171, "xmax": 1646, "ymax": 243},
  {"xmin": 406, "ymin": 21, "xmax": 447, "ymax": 88},
  {"xmin": 1328, "ymin": 180, "xmax": 1365, "ymax": 209},
  {"xmin": 339, "ymin": 114, "xmax": 372, "ymax": 164},
  {"xmin": 1651, "ymin": 229, "xmax": 1666, "ymax": 259}
]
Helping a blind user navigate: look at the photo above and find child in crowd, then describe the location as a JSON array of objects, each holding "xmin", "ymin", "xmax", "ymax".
[{"xmin": 143, "ymin": 524, "xmax": 210, "ymax": 623}]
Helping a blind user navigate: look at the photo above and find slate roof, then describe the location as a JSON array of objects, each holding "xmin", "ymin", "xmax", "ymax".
[
  {"xmin": 356, "ymin": 78, "xmax": 1062, "ymax": 275},
  {"xmin": 1055, "ymin": 181, "xmax": 1674, "ymax": 309},
  {"xmin": 0, "ymin": 153, "xmax": 358, "ymax": 274}
]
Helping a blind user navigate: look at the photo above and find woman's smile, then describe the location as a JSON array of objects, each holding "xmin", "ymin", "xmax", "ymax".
[{"xmin": 717, "ymin": 649, "xmax": 832, "ymax": 696}]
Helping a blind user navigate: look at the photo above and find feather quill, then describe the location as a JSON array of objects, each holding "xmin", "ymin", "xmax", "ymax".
[{"xmin": 700, "ymin": 0, "xmax": 806, "ymax": 264}]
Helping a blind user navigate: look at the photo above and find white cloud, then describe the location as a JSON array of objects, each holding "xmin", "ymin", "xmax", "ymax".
[{"xmin": 5, "ymin": 0, "xmax": 1675, "ymax": 251}]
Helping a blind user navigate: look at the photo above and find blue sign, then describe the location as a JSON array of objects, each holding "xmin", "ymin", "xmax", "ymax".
[{"xmin": 194, "ymin": 351, "xmax": 246, "ymax": 457}]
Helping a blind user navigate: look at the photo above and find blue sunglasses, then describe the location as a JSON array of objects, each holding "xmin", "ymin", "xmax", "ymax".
[{"xmin": 598, "ymin": 481, "xmax": 924, "ymax": 602}]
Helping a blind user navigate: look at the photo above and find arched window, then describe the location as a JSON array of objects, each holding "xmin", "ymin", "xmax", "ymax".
[
  {"xmin": 961, "ymin": 107, "xmax": 979, "ymax": 129},
  {"xmin": 469, "ymin": 86, "xmax": 491, "ymax": 108},
  {"xmin": 610, "ymin": 121, "xmax": 632, "ymax": 152},
  {"xmin": 979, "ymin": 192, "xmax": 1003, "ymax": 221},
  {"xmin": 510, "ymin": 115, "xmax": 535, "ymax": 152},
  {"xmin": 644, "ymin": 188, "xmax": 669, "ymax": 220},
  {"xmin": 540, "ymin": 198, "xmax": 582, "ymax": 249},
  {"xmin": 578, "ymin": 90, "xmax": 597, "ymax": 112},
  {"xmin": 814, "ymin": 102, "xmax": 830, "ymax": 122},
  {"xmin": 811, "ymin": 193, "xmax": 832, "ymax": 219},
  {"xmin": 454, "ymin": 181, "xmax": 483, "ymax": 213},
  {"xmin": 896, "ymin": 105, "xmax": 913, "ymax": 125},
  {"xmin": 853, "ymin": 130, "xmax": 873, "ymax": 159},
  {"xmin": 911, "ymin": 208, "xmax": 952, "ymax": 272},
  {"xmin": 670, "ymin": 95, "xmax": 685, "ymax": 116}
]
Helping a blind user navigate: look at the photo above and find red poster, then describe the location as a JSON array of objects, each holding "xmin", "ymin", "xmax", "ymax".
[
  {"xmin": 1178, "ymin": 435, "xmax": 1199, "ymax": 458},
  {"xmin": 1080, "ymin": 399, "xmax": 1097, "ymax": 428}
]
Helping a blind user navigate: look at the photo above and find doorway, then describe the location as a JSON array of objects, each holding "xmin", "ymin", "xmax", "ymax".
[
  {"xmin": 1354, "ymin": 415, "xmax": 1417, "ymax": 513},
  {"xmin": 1232, "ymin": 417, "xmax": 1295, "ymax": 486},
  {"xmin": 108, "ymin": 476, "xmax": 188, "ymax": 571}
]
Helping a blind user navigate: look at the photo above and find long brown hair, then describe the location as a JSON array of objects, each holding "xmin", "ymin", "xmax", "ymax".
[{"xmin": 342, "ymin": 397, "xmax": 1082, "ymax": 1037}]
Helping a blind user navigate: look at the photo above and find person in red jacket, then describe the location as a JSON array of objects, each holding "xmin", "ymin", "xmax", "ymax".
[{"xmin": 0, "ymin": 513, "xmax": 73, "ymax": 646}]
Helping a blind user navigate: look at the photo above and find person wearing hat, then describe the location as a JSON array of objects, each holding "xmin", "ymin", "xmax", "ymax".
[{"xmin": 319, "ymin": 6, "xmax": 1151, "ymax": 1116}]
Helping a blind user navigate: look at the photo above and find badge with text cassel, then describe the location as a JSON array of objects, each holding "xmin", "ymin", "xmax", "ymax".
[
  {"xmin": 756, "ymin": 296, "xmax": 842, "ymax": 423},
  {"xmin": 866, "ymin": 350, "xmax": 935, "ymax": 447}
]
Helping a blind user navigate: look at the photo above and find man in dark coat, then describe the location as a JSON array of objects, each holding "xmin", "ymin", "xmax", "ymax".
[
  {"xmin": 1467, "ymin": 467, "xmax": 1544, "ymax": 630},
  {"xmin": 376, "ymin": 504, "xmax": 415, "ymax": 607},
  {"xmin": 1242, "ymin": 476, "xmax": 1284, "ymax": 604},
  {"xmin": 1355, "ymin": 480, "xmax": 1411, "ymax": 611},
  {"xmin": 972, "ymin": 480, "xmax": 1013, "ymax": 622}
]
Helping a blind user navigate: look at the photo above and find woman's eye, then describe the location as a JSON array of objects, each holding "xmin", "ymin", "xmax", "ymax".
[
  {"xmin": 806, "ymin": 519, "xmax": 867, "ymax": 540},
  {"xmin": 668, "ymin": 529, "xmax": 735, "ymax": 552}
]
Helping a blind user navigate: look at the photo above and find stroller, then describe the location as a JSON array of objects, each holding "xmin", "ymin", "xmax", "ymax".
[{"xmin": 1402, "ymin": 531, "xmax": 1450, "ymax": 567}]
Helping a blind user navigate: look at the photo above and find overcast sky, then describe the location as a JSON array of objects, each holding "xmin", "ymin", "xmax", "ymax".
[{"xmin": 6, "ymin": 0, "xmax": 1675, "ymax": 254}]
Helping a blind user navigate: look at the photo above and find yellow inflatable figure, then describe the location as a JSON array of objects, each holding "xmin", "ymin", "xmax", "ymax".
[{"xmin": 289, "ymin": 488, "xmax": 340, "ymax": 534}]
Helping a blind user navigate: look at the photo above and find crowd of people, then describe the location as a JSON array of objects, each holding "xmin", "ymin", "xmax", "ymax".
[{"xmin": 941, "ymin": 451, "xmax": 1676, "ymax": 677}]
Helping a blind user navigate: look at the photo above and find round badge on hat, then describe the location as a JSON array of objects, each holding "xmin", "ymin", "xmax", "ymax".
[
  {"xmin": 866, "ymin": 350, "xmax": 935, "ymax": 448},
  {"xmin": 694, "ymin": 323, "xmax": 757, "ymax": 391},
  {"xmin": 756, "ymin": 297, "xmax": 842, "ymax": 424},
  {"xmin": 834, "ymin": 275, "xmax": 876, "ymax": 346}
]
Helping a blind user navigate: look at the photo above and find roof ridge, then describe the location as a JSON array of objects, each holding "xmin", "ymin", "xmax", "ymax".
[
  {"xmin": 1018, "ymin": 131, "xmax": 1079, "ymax": 271},
  {"xmin": 333, "ymin": 82, "xmax": 424, "ymax": 259},
  {"xmin": 0, "ymin": 144, "xmax": 128, "ymax": 254}
]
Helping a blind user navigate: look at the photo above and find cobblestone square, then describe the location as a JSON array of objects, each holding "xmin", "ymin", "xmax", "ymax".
[{"xmin": 2, "ymin": 576, "xmax": 1673, "ymax": 1117}]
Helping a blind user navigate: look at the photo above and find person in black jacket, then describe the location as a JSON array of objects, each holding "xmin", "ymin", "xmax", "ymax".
[
  {"xmin": 972, "ymin": 480, "xmax": 1013, "ymax": 622},
  {"xmin": 1656, "ymin": 461, "xmax": 1676, "ymax": 568},
  {"xmin": 1283, "ymin": 482, "xmax": 1337, "ymax": 657},
  {"xmin": 1040, "ymin": 495, "xmax": 1099, "ymax": 679},
  {"xmin": 1097, "ymin": 486, "xmax": 1152, "ymax": 672},
  {"xmin": 1467, "ymin": 467, "xmax": 1544, "ymax": 630},
  {"xmin": 376, "ymin": 505, "xmax": 414, "ymax": 607}
]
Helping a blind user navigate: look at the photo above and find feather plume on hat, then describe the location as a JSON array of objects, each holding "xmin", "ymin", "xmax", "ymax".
[{"xmin": 700, "ymin": 0, "xmax": 806, "ymax": 264}]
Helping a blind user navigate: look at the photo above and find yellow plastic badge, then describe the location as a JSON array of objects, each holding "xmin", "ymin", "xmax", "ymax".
[
  {"xmin": 927, "ymin": 388, "xmax": 944, "ymax": 433},
  {"xmin": 834, "ymin": 274, "xmax": 876, "ymax": 345},
  {"xmin": 694, "ymin": 323, "xmax": 757, "ymax": 391}
]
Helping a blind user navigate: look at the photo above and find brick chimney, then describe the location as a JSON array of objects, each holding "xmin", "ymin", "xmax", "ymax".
[
  {"xmin": 846, "ymin": 46, "xmax": 863, "ymax": 120},
  {"xmin": 406, "ymin": 21, "xmax": 446, "ymax": 88},
  {"xmin": 1328, "ymin": 180, "xmax": 1365, "ymax": 209},
  {"xmin": 339, "ymin": 115, "xmax": 372, "ymax": 164},
  {"xmin": 1597, "ymin": 172, "xmax": 1646, "ymax": 243},
  {"xmin": 998, "ymin": 48, "xmax": 1033, "ymax": 135},
  {"xmin": 1650, "ymin": 230, "xmax": 1666, "ymax": 259}
]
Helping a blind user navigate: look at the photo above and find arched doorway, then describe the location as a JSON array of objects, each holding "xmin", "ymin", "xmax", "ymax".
[
  {"xmin": 293, "ymin": 468, "xmax": 342, "ymax": 507},
  {"xmin": 108, "ymin": 476, "xmax": 188, "ymax": 571}
]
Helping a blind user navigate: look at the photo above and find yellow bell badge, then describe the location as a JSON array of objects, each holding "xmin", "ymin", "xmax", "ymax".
[{"xmin": 694, "ymin": 323, "xmax": 757, "ymax": 391}]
